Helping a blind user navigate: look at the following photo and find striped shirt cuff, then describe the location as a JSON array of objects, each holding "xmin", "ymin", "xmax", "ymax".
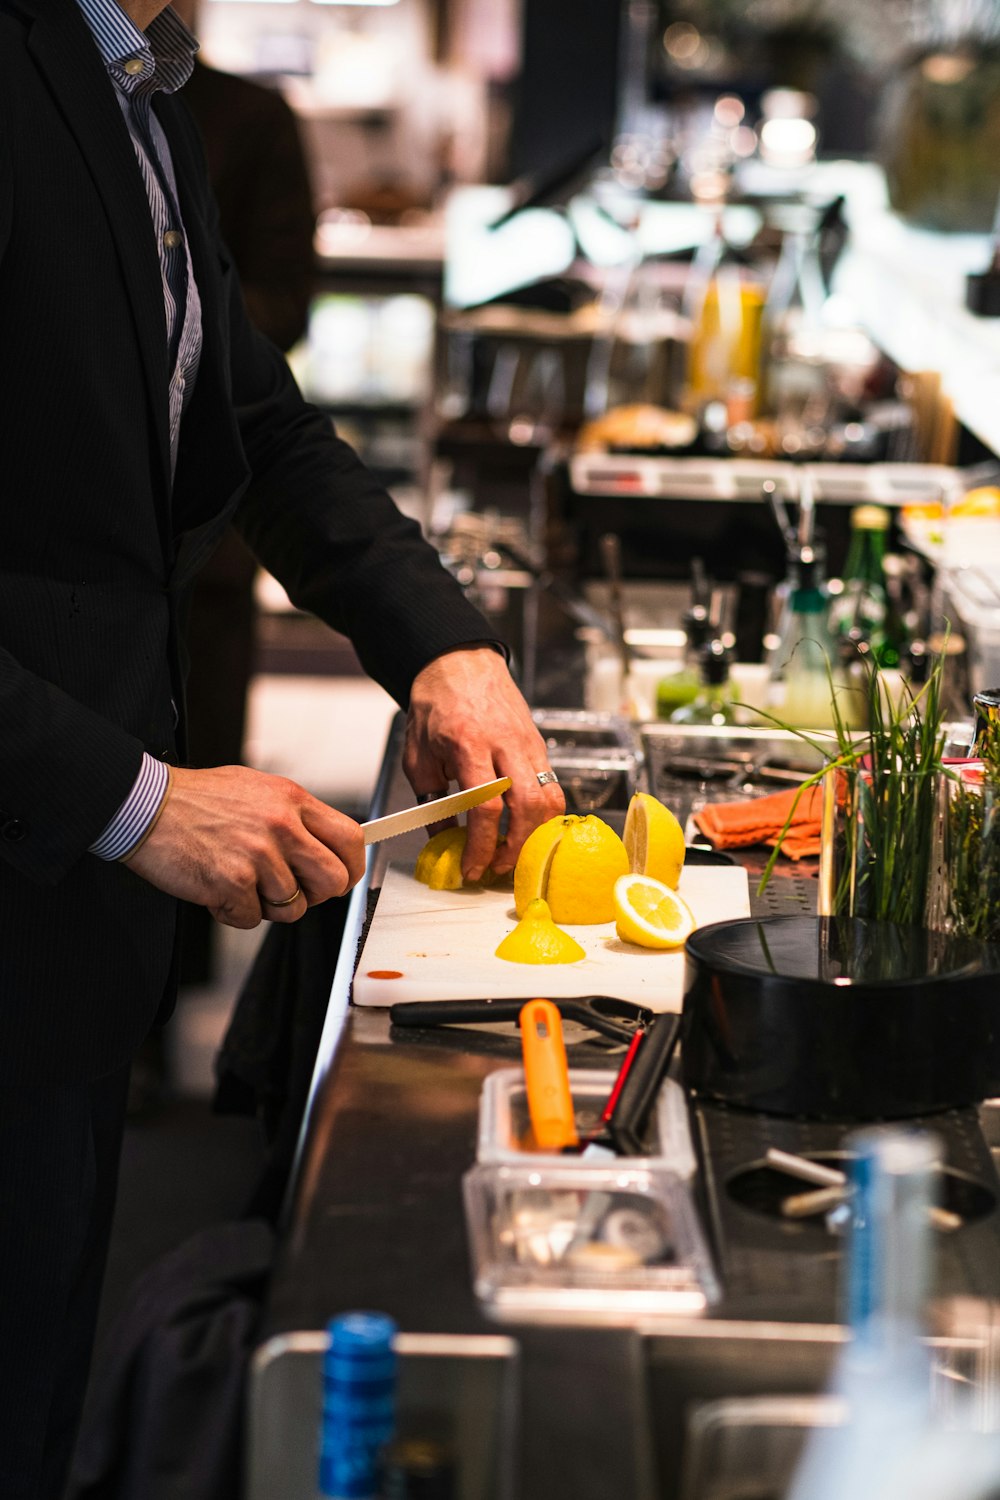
[{"xmin": 89, "ymin": 753, "xmax": 171, "ymax": 861}]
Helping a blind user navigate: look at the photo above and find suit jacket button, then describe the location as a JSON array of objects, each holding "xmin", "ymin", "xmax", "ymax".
[{"xmin": 2, "ymin": 818, "xmax": 27, "ymax": 841}]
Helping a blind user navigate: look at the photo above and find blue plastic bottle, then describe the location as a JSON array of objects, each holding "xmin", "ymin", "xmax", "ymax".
[{"xmin": 318, "ymin": 1311, "xmax": 398, "ymax": 1500}]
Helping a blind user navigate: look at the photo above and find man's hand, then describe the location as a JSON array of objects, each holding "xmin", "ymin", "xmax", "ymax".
[
  {"xmin": 403, "ymin": 648, "xmax": 565, "ymax": 881},
  {"xmin": 124, "ymin": 764, "xmax": 365, "ymax": 928}
]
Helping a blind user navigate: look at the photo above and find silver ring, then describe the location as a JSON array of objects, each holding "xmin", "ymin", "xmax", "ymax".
[
  {"xmin": 536, "ymin": 769, "xmax": 560, "ymax": 787},
  {"xmin": 418, "ymin": 789, "xmax": 450, "ymax": 804}
]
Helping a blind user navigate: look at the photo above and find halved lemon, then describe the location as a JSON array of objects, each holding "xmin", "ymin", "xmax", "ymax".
[
  {"xmin": 613, "ymin": 874, "xmax": 695, "ymax": 950},
  {"xmin": 495, "ymin": 898, "xmax": 586, "ymax": 964},
  {"xmin": 623, "ymin": 792, "xmax": 685, "ymax": 889}
]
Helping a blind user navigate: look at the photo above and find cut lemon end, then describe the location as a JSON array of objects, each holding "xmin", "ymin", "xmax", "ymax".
[
  {"xmin": 414, "ymin": 827, "xmax": 495, "ymax": 889},
  {"xmin": 613, "ymin": 874, "xmax": 696, "ymax": 950},
  {"xmin": 495, "ymin": 897, "xmax": 586, "ymax": 964},
  {"xmin": 624, "ymin": 792, "xmax": 686, "ymax": 890}
]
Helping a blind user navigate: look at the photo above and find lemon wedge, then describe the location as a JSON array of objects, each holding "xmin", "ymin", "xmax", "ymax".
[
  {"xmin": 613, "ymin": 874, "xmax": 695, "ymax": 950},
  {"xmin": 495, "ymin": 898, "xmax": 586, "ymax": 964},
  {"xmin": 414, "ymin": 827, "xmax": 468, "ymax": 890},
  {"xmin": 514, "ymin": 814, "xmax": 628, "ymax": 925},
  {"xmin": 623, "ymin": 792, "xmax": 685, "ymax": 890}
]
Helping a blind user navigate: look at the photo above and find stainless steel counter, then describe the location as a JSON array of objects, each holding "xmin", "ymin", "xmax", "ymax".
[{"xmin": 247, "ymin": 712, "xmax": 1000, "ymax": 1500}]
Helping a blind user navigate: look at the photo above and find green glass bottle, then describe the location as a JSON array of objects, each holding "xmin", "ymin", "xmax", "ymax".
[
  {"xmin": 829, "ymin": 504, "xmax": 894, "ymax": 663},
  {"xmin": 670, "ymin": 640, "xmax": 736, "ymax": 726}
]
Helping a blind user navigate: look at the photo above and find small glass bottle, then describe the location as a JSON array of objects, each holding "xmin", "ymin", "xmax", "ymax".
[
  {"xmin": 670, "ymin": 640, "xmax": 735, "ymax": 726},
  {"xmin": 656, "ymin": 601, "xmax": 709, "ymax": 719},
  {"xmin": 684, "ymin": 216, "xmax": 766, "ymax": 417},
  {"xmin": 786, "ymin": 1129, "xmax": 937, "ymax": 1500},
  {"xmin": 768, "ymin": 546, "xmax": 839, "ymax": 729}
]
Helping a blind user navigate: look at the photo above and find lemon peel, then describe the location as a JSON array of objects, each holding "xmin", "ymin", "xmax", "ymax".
[
  {"xmin": 613, "ymin": 874, "xmax": 696, "ymax": 950},
  {"xmin": 495, "ymin": 898, "xmax": 586, "ymax": 964},
  {"xmin": 514, "ymin": 814, "xmax": 628, "ymax": 924},
  {"xmin": 624, "ymin": 792, "xmax": 686, "ymax": 890}
]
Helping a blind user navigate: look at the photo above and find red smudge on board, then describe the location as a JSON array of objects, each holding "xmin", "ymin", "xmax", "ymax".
[{"xmin": 367, "ymin": 969, "xmax": 404, "ymax": 979}]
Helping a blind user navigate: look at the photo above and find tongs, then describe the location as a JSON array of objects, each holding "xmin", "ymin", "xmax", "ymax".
[
  {"xmin": 388, "ymin": 995, "xmax": 651, "ymax": 1047},
  {"xmin": 766, "ymin": 1147, "xmax": 962, "ymax": 1232}
]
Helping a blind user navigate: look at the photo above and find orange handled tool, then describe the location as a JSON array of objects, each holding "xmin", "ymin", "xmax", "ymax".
[{"xmin": 519, "ymin": 999, "xmax": 579, "ymax": 1151}]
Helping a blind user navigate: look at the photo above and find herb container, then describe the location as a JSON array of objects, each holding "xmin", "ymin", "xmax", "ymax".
[
  {"xmin": 946, "ymin": 772, "xmax": 1000, "ymax": 943},
  {"xmin": 818, "ymin": 766, "xmax": 949, "ymax": 930}
]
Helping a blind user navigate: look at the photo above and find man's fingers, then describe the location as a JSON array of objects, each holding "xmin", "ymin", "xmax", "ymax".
[
  {"xmin": 124, "ymin": 765, "xmax": 366, "ymax": 918},
  {"xmin": 490, "ymin": 773, "xmax": 565, "ymax": 875},
  {"xmin": 299, "ymin": 798, "xmax": 366, "ymax": 890},
  {"xmin": 461, "ymin": 788, "xmax": 505, "ymax": 881}
]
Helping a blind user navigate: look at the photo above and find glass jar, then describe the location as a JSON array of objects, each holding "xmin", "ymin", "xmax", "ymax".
[
  {"xmin": 818, "ymin": 765, "xmax": 949, "ymax": 929},
  {"xmin": 877, "ymin": 46, "xmax": 1000, "ymax": 232},
  {"xmin": 945, "ymin": 772, "xmax": 1000, "ymax": 943}
]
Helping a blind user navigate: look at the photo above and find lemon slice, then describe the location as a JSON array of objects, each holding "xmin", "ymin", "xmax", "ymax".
[
  {"xmin": 624, "ymin": 792, "xmax": 685, "ymax": 890},
  {"xmin": 613, "ymin": 874, "xmax": 695, "ymax": 950},
  {"xmin": 495, "ymin": 898, "xmax": 586, "ymax": 964}
]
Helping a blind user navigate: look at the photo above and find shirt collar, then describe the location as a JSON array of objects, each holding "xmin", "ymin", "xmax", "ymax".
[{"xmin": 74, "ymin": 0, "xmax": 198, "ymax": 96}]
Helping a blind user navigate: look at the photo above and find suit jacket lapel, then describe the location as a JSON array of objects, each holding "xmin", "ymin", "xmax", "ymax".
[
  {"xmin": 155, "ymin": 97, "xmax": 252, "ymax": 574},
  {"xmin": 25, "ymin": 0, "xmax": 173, "ymax": 505}
]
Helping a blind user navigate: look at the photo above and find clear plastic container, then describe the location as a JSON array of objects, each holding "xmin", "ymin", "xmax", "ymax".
[{"xmin": 462, "ymin": 1160, "xmax": 718, "ymax": 1322}]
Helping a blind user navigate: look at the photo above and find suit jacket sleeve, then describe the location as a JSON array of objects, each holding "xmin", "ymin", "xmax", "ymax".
[
  {"xmin": 162, "ymin": 107, "xmax": 500, "ymax": 709},
  {"xmin": 228, "ymin": 304, "xmax": 501, "ymax": 709},
  {"xmin": 0, "ymin": 86, "xmax": 147, "ymax": 884}
]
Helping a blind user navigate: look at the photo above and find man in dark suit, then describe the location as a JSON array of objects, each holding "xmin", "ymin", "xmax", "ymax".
[{"xmin": 0, "ymin": 0, "xmax": 564, "ymax": 1494}]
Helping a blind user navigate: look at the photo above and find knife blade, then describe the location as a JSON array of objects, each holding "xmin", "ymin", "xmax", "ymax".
[{"xmin": 361, "ymin": 776, "xmax": 512, "ymax": 846}]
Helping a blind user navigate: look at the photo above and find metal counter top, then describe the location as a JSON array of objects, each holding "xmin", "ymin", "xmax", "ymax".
[{"xmin": 249, "ymin": 713, "xmax": 1000, "ymax": 1500}]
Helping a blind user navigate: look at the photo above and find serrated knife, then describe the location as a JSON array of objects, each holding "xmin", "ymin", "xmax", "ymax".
[{"xmin": 361, "ymin": 775, "xmax": 512, "ymax": 845}]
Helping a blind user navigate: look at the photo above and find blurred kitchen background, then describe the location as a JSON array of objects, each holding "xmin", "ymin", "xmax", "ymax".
[{"xmin": 163, "ymin": 0, "xmax": 1000, "ymax": 1091}]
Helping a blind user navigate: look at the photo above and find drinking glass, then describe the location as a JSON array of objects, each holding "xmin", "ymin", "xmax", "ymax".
[{"xmin": 819, "ymin": 765, "xmax": 949, "ymax": 929}]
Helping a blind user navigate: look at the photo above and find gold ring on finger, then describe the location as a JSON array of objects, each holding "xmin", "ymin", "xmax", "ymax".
[{"xmin": 263, "ymin": 886, "xmax": 301, "ymax": 908}]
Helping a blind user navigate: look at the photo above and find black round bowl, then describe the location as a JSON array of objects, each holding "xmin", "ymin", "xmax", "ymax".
[{"xmin": 681, "ymin": 915, "xmax": 1000, "ymax": 1120}]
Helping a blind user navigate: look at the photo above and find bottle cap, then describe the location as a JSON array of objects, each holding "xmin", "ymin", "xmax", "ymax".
[
  {"xmin": 850, "ymin": 504, "xmax": 890, "ymax": 531},
  {"xmin": 327, "ymin": 1311, "xmax": 398, "ymax": 1357},
  {"xmin": 701, "ymin": 639, "xmax": 730, "ymax": 686}
]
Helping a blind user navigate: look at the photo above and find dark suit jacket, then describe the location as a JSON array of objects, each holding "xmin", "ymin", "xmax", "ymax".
[{"xmin": 0, "ymin": 0, "xmax": 492, "ymax": 1086}]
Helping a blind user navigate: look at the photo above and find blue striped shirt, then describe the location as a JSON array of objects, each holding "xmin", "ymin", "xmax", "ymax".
[{"xmin": 79, "ymin": 0, "xmax": 201, "ymax": 861}]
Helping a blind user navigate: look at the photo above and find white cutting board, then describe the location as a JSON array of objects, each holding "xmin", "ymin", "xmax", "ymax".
[{"xmin": 352, "ymin": 862, "xmax": 750, "ymax": 1012}]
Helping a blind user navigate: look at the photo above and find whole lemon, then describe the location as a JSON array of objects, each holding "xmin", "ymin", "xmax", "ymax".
[{"xmin": 514, "ymin": 814, "xmax": 628, "ymax": 925}]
